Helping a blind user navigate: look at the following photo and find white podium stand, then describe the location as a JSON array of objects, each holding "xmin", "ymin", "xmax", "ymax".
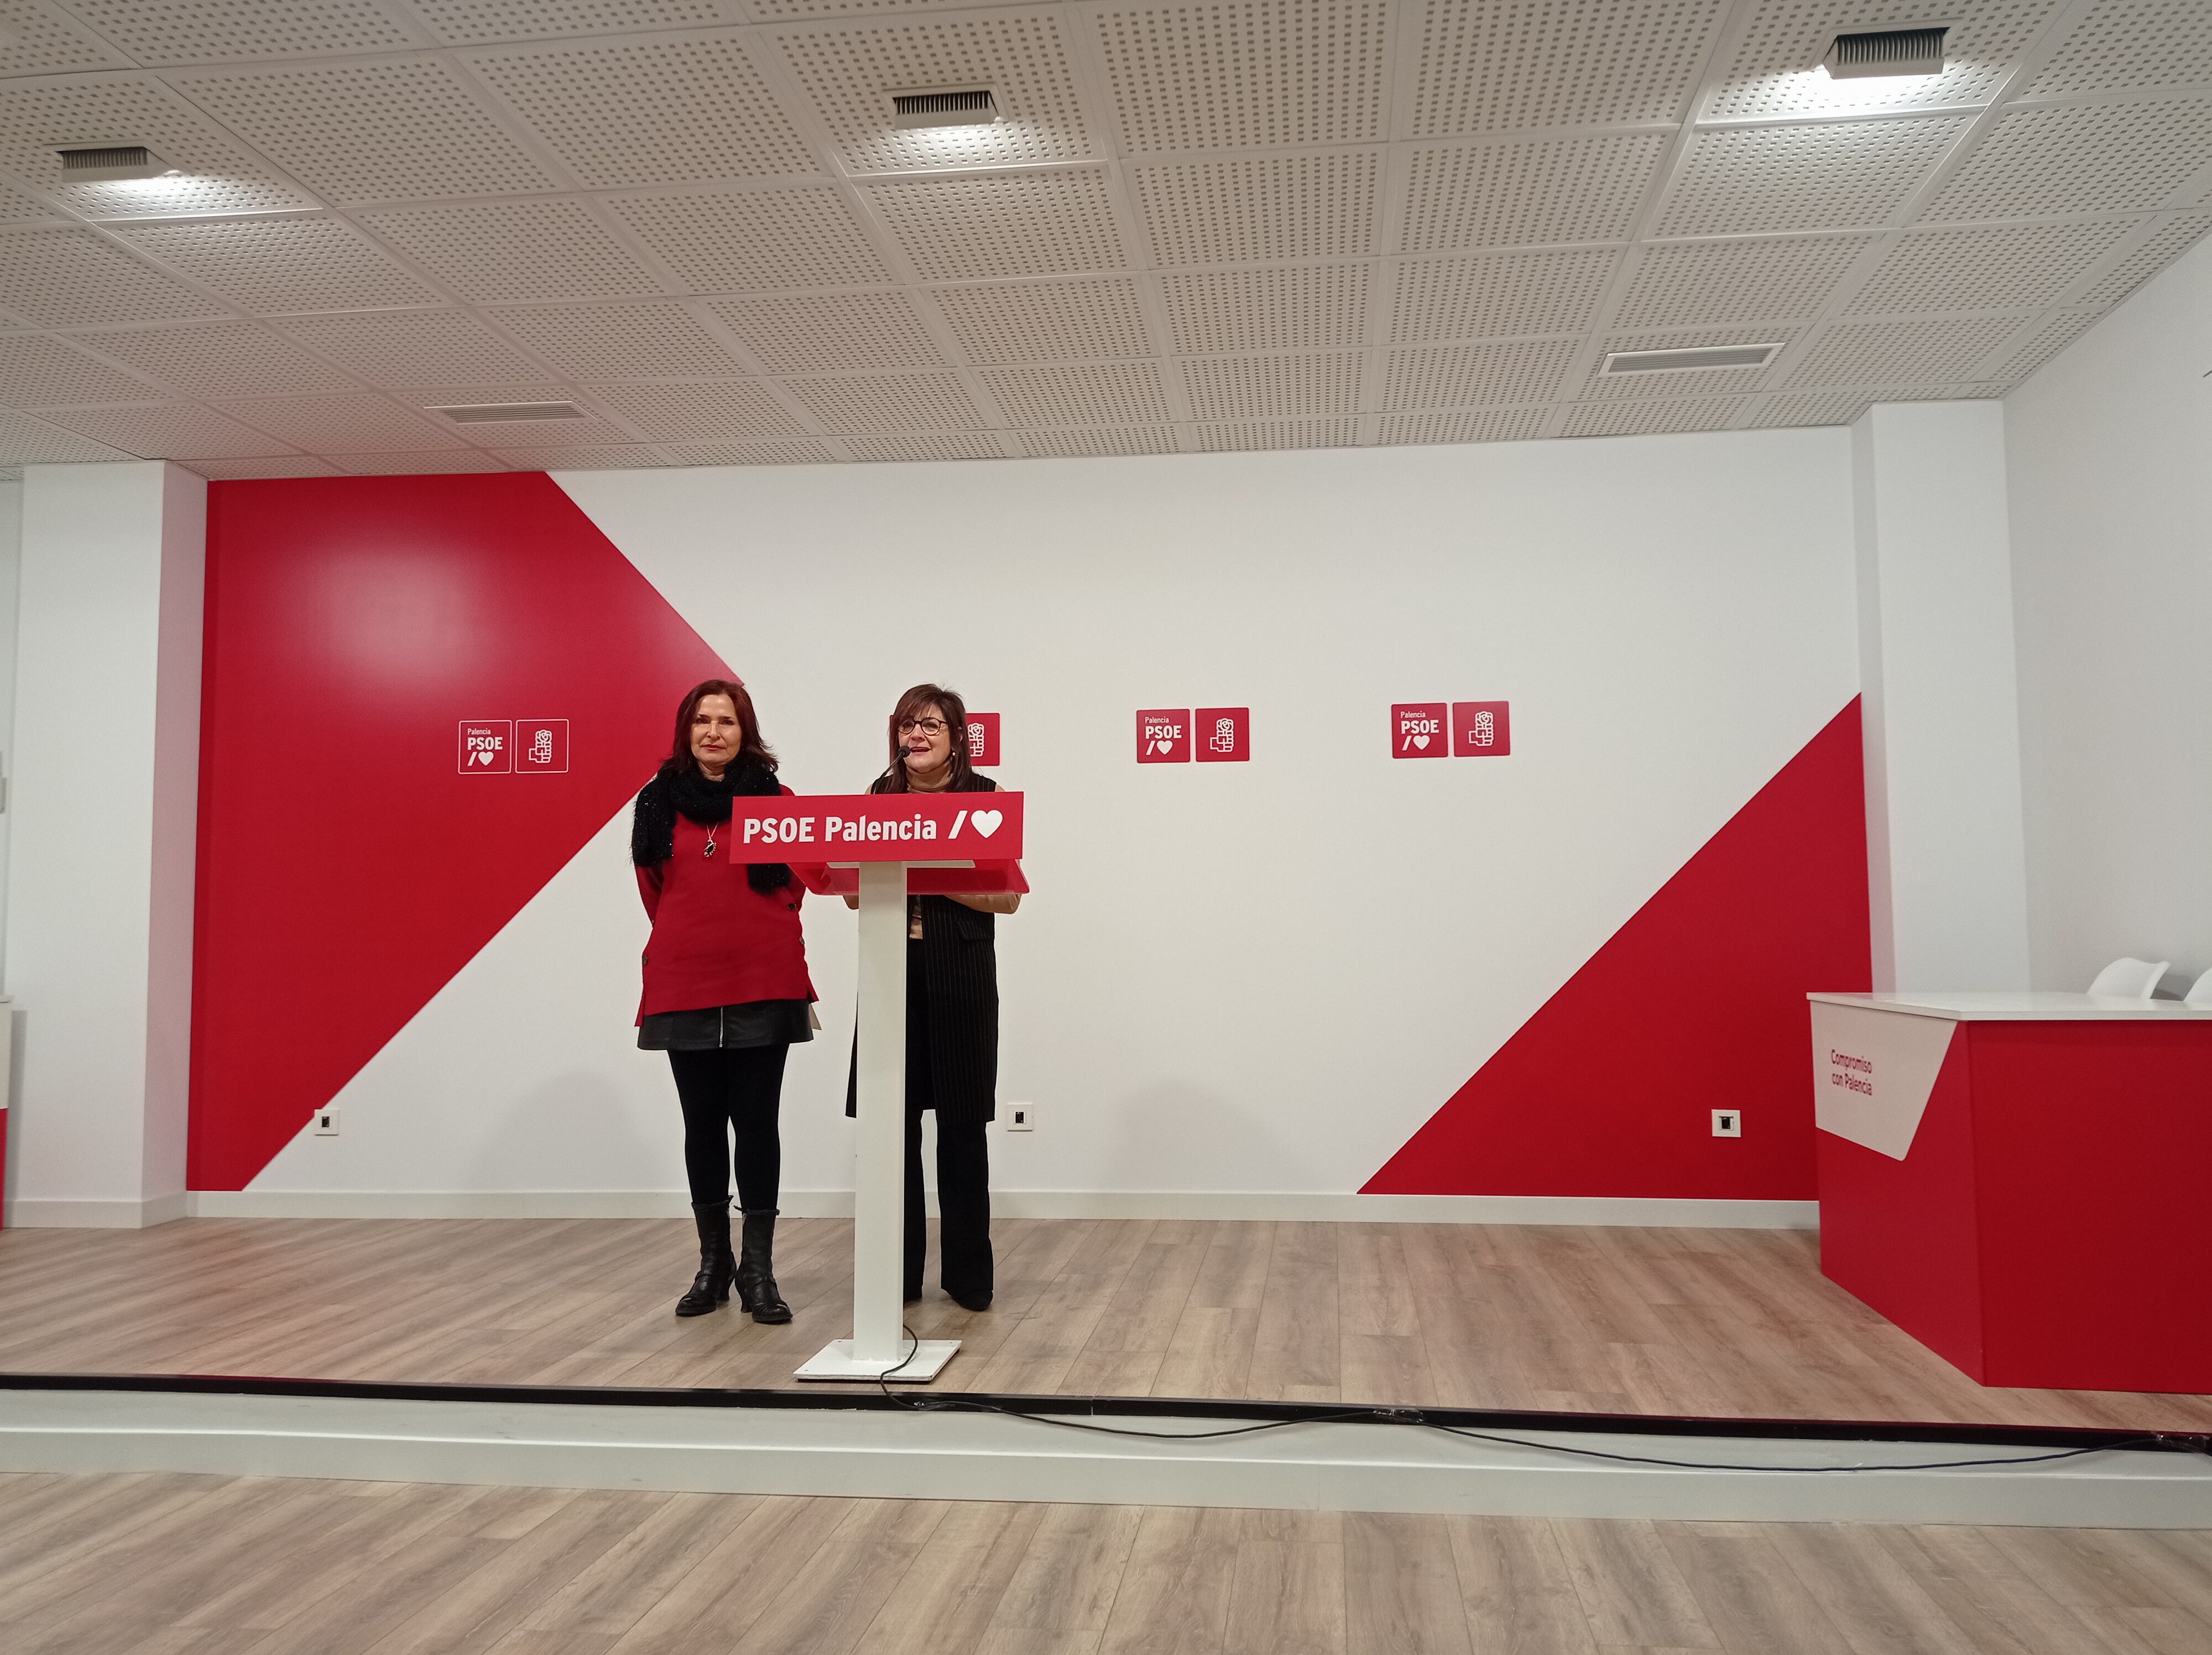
[{"xmin": 717, "ymin": 790, "xmax": 1023, "ymax": 1383}]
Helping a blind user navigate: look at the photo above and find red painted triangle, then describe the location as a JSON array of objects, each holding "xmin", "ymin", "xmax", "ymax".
[
  {"xmin": 1364, "ymin": 701, "xmax": 1871, "ymax": 1199},
  {"xmin": 189, "ymin": 473, "xmax": 729, "ymax": 1190}
]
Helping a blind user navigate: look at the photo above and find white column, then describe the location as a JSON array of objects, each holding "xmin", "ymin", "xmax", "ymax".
[
  {"xmin": 849, "ymin": 860, "xmax": 909, "ymax": 1363},
  {"xmin": 4, "ymin": 461, "xmax": 206, "ymax": 1226},
  {"xmin": 1851, "ymin": 402, "xmax": 2031, "ymax": 992}
]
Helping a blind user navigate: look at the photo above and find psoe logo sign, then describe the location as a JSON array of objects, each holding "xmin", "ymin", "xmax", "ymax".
[
  {"xmin": 966, "ymin": 711, "xmax": 1001, "ymax": 767},
  {"xmin": 1391, "ymin": 702, "xmax": 1446, "ymax": 758},
  {"xmin": 1136, "ymin": 709, "xmax": 1191, "ymax": 763},
  {"xmin": 458, "ymin": 720, "xmax": 511, "ymax": 773},
  {"xmin": 516, "ymin": 719, "xmax": 569, "ymax": 773},
  {"xmin": 1194, "ymin": 706, "xmax": 1249, "ymax": 763},
  {"xmin": 1452, "ymin": 700, "xmax": 1510, "ymax": 758}
]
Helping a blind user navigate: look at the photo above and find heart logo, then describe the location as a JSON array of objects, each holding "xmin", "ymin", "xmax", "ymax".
[
  {"xmin": 969, "ymin": 809, "xmax": 1003, "ymax": 838},
  {"xmin": 1412, "ymin": 733, "xmax": 1430, "ymax": 750}
]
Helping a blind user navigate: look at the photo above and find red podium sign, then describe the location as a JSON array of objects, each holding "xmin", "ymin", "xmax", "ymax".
[{"xmin": 728, "ymin": 791, "xmax": 1023, "ymax": 862}]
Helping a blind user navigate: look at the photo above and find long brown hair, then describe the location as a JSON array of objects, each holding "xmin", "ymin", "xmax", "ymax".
[
  {"xmin": 875, "ymin": 682, "xmax": 972, "ymax": 793},
  {"xmin": 670, "ymin": 678, "xmax": 776, "ymax": 777}
]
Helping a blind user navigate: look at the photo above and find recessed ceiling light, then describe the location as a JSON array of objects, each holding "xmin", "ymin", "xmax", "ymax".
[
  {"xmin": 1601, "ymin": 344, "xmax": 1783, "ymax": 376},
  {"xmin": 56, "ymin": 144, "xmax": 180, "ymax": 181},
  {"xmin": 1822, "ymin": 27, "xmax": 1948, "ymax": 80},
  {"xmin": 889, "ymin": 89, "xmax": 999, "ymax": 130}
]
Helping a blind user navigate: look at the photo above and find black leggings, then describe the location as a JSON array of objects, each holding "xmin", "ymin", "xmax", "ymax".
[{"xmin": 669, "ymin": 1044, "xmax": 789, "ymax": 1211}]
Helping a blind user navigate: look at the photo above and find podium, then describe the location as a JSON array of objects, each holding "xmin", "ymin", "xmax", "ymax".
[{"xmin": 723, "ymin": 790, "xmax": 1025, "ymax": 1381}]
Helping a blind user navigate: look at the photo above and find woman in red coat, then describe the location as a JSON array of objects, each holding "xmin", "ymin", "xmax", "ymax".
[{"xmin": 632, "ymin": 678, "xmax": 816, "ymax": 1322}]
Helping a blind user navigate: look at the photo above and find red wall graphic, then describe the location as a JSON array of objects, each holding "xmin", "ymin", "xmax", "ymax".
[
  {"xmin": 1365, "ymin": 702, "xmax": 1871, "ymax": 1199},
  {"xmin": 190, "ymin": 474, "xmax": 728, "ymax": 1189}
]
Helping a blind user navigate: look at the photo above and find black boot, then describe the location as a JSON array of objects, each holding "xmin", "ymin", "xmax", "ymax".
[
  {"xmin": 735, "ymin": 1209, "xmax": 792, "ymax": 1324},
  {"xmin": 675, "ymin": 1201, "xmax": 734, "ymax": 1316}
]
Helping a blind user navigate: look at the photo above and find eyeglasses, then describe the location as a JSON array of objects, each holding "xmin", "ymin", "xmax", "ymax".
[{"xmin": 898, "ymin": 718, "xmax": 948, "ymax": 736}]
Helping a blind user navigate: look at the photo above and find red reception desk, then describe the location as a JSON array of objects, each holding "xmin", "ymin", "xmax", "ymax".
[{"xmin": 1811, "ymin": 991, "xmax": 2212, "ymax": 1393}]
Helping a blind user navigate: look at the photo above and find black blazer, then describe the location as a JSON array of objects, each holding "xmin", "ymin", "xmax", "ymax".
[{"xmin": 846, "ymin": 773, "xmax": 1003, "ymax": 1126}]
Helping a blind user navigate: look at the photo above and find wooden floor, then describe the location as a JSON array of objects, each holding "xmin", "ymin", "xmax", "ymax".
[
  {"xmin": 3, "ymin": 1217, "xmax": 2209, "ymax": 1430},
  {"xmin": 3, "ymin": 1471, "xmax": 2210, "ymax": 1655}
]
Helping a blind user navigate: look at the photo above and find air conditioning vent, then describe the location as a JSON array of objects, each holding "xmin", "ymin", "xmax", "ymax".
[
  {"xmin": 56, "ymin": 144, "xmax": 175, "ymax": 181},
  {"xmin": 429, "ymin": 400, "xmax": 586, "ymax": 423},
  {"xmin": 891, "ymin": 88, "xmax": 998, "ymax": 129},
  {"xmin": 1600, "ymin": 344, "xmax": 1782, "ymax": 376},
  {"xmin": 1824, "ymin": 27, "xmax": 1948, "ymax": 79}
]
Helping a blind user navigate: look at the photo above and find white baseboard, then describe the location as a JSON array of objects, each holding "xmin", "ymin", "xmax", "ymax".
[
  {"xmin": 6, "ymin": 1192, "xmax": 189, "ymax": 1229},
  {"xmin": 184, "ymin": 1189, "xmax": 1818, "ymax": 1228}
]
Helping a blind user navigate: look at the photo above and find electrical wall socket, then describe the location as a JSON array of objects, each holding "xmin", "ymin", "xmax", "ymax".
[
  {"xmin": 1005, "ymin": 1103, "xmax": 1034, "ymax": 1131},
  {"xmin": 314, "ymin": 1109, "xmax": 341, "ymax": 1136},
  {"xmin": 1711, "ymin": 1109, "xmax": 1741, "ymax": 1138}
]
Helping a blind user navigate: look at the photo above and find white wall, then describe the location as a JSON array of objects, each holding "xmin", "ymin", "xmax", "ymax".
[
  {"xmin": 2007, "ymin": 232, "xmax": 2212, "ymax": 994},
  {"xmin": 6, "ymin": 462, "xmax": 205, "ymax": 1226},
  {"xmin": 237, "ymin": 431, "xmax": 1861, "ymax": 1215}
]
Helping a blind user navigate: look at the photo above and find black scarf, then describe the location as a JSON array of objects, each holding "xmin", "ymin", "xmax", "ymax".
[{"xmin": 632, "ymin": 760, "xmax": 791, "ymax": 892}]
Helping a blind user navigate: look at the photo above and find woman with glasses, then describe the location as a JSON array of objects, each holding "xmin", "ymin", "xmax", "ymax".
[{"xmin": 847, "ymin": 683, "xmax": 1019, "ymax": 1311}]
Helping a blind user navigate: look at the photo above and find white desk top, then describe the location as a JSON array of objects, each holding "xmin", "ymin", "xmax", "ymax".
[{"xmin": 1809, "ymin": 991, "xmax": 2212, "ymax": 1022}]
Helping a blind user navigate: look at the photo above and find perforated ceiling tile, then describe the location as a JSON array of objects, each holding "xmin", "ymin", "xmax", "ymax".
[
  {"xmin": 217, "ymin": 392, "xmax": 470, "ymax": 451},
  {"xmin": 773, "ymin": 12, "xmax": 1091, "ymax": 174},
  {"xmin": 1092, "ymin": 0, "xmax": 1389, "ymax": 153},
  {"xmin": 664, "ymin": 438, "xmax": 840, "ymax": 465},
  {"xmin": 62, "ymin": 322, "xmax": 354, "ymax": 399},
  {"xmin": 583, "ymin": 380, "xmax": 808, "ymax": 439},
  {"xmin": 1786, "ymin": 314, "xmax": 2029, "ymax": 387},
  {"xmin": 846, "ymin": 432, "xmax": 1007, "ymax": 461},
  {"xmin": 1749, "ymin": 384, "xmax": 1995, "ymax": 428},
  {"xmin": 0, "ymin": 335, "xmax": 162, "ymax": 405},
  {"xmin": 338, "ymin": 451, "xmax": 519, "ymax": 473},
  {"xmin": 415, "ymin": 2, "xmax": 726, "ymax": 46},
  {"xmin": 1390, "ymin": 248, "xmax": 1620, "ymax": 344},
  {"xmin": 931, "ymin": 277, "xmax": 1150, "ymax": 362},
  {"xmin": 2027, "ymin": 0, "xmax": 2212, "ymax": 97},
  {"xmin": 1707, "ymin": 0, "xmax": 2062, "ymax": 121},
  {"xmin": 490, "ymin": 443, "xmax": 668, "ymax": 468},
  {"xmin": 1378, "ymin": 407, "xmax": 1549, "ymax": 445},
  {"xmin": 1381, "ymin": 338, "xmax": 1579, "ymax": 408},
  {"xmin": 0, "ymin": 228, "xmax": 223, "ymax": 327},
  {"xmin": 0, "ymin": 178, "xmax": 53, "ymax": 222},
  {"xmin": 782, "ymin": 369, "xmax": 984, "ymax": 431},
  {"xmin": 1020, "ymin": 426, "xmax": 1178, "ymax": 456},
  {"xmin": 468, "ymin": 35, "xmax": 818, "ymax": 189},
  {"xmin": 174, "ymin": 59, "xmax": 559, "ymax": 202},
  {"xmin": 39, "ymin": 401, "xmax": 300, "ymax": 459},
  {"xmin": 1160, "ymin": 264, "xmax": 1366, "ymax": 355},
  {"xmin": 1846, "ymin": 220, "xmax": 2137, "ymax": 316},
  {"xmin": 862, "ymin": 169, "xmax": 1127, "ymax": 282},
  {"xmin": 1400, "ymin": 136, "xmax": 1667, "ymax": 253},
  {"xmin": 980, "ymin": 361, "xmax": 1170, "ymax": 425},
  {"xmin": 606, "ymin": 187, "xmax": 892, "ymax": 291},
  {"xmin": 0, "ymin": 75, "xmax": 315, "ymax": 218},
  {"xmin": 279, "ymin": 310, "xmax": 550, "ymax": 386},
  {"xmin": 2078, "ymin": 214, "xmax": 2212, "ymax": 307},
  {"xmin": 1580, "ymin": 325, "xmax": 1802, "ymax": 399},
  {"xmin": 358, "ymin": 199, "xmax": 662, "ymax": 303},
  {"xmin": 1133, "ymin": 152, "xmax": 1379, "ymax": 266},
  {"xmin": 488, "ymin": 300, "xmax": 747, "ymax": 377},
  {"xmin": 113, "ymin": 217, "xmax": 443, "ymax": 313},
  {"xmin": 67, "ymin": 2, "xmax": 418, "ymax": 63},
  {"xmin": 750, "ymin": 0, "xmax": 1042, "ymax": 15},
  {"xmin": 181, "ymin": 454, "xmax": 346, "ymax": 477},
  {"xmin": 0, "ymin": 409, "xmax": 134, "ymax": 462},
  {"xmin": 1922, "ymin": 98, "xmax": 2212, "ymax": 221},
  {"xmin": 1561, "ymin": 397, "xmax": 1746, "ymax": 438},
  {"xmin": 1657, "ymin": 118, "xmax": 1969, "ymax": 240},
  {"xmin": 1613, "ymin": 235, "xmax": 1877, "ymax": 329},
  {"xmin": 1187, "ymin": 417, "xmax": 1358, "ymax": 451},
  {"xmin": 1181, "ymin": 350, "xmax": 1361, "ymax": 418},
  {"xmin": 706, "ymin": 291, "xmax": 944, "ymax": 372},
  {"xmin": 1987, "ymin": 310, "xmax": 2104, "ymax": 380},
  {"xmin": 409, "ymin": 384, "xmax": 627, "ymax": 444},
  {"xmin": 1411, "ymin": 0, "xmax": 1725, "ymax": 136},
  {"xmin": 0, "ymin": 1, "xmax": 131, "ymax": 74}
]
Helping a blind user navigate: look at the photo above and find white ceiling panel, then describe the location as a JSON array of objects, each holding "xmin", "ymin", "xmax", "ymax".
[
  {"xmin": 0, "ymin": 1, "xmax": 133, "ymax": 75},
  {"xmin": 1390, "ymin": 248, "xmax": 1620, "ymax": 345},
  {"xmin": 864, "ymin": 167, "xmax": 1126, "ymax": 280},
  {"xmin": 279, "ymin": 309, "xmax": 551, "ymax": 384},
  {"xmin": 2028, "ymin": 0, "xmax": 2212, "ymax": 97},
  {"xmin": 1847, "ymin": 221, "xmax": 2137, "ymax": 316},
  {"xmin": 1400, "ymin": 136, "xmax": 1667, "ymax": 254},
  {"xmin": 40, "ymin": 400, "xmax": 301, "ymax": 458},
  {"xmin": 662, "ymin": 438, "xmax": 840, "ymax": 465},
  {"xmin": 931, "ymin": 276, "xmax": 1151, "ymax": 363},
  {"xmin": 1613, "ymin": 235, "xmax": 1878, "ymax": 329},
  {"xmin": 980, "ymin": 360, "xmax": 1170, "ymax": 425},
  {"xmin": 604, "ymin": 186, "xmax": 893, "ymax": 290},
  {"xmin": 64, "ymin": 321, "xmax": 357, "ymax": 399},
  {"xmin": 1410, "ymin": 0, "xmax": 1726, "ymax": 136},
  {"xmin": 1987, "ymin": 309, "xmax": 2104, "ymax": 379},
  {"xmin": 0, "ymin": 408, "xmax": 135, "ymax": 461},
  {"xmin": 181, "ymin": 454, "xmax": 345, "ymax": 477},
  {"xmin": 358, "ymin": 198, "xmax": 663, "ymax": 301},
  {"xmin": 411, "ymin": 2, "xmax": 727, "ymax": 47},
  {"xmin": 1787, "ymin": 315, "xmax": 2030, "ymax": 387},
  {"xmin": 2078, "ymin": 212, "xmax": 2212, "ymax": 306},
  {"xmin": 1562, "ymin": 395, "xmax": 1746, "ymax": 437},
  {"xmin": 1133, "ymin": 150, "xmax": 1380, "ymax": 265},
  {"xmin": 1378, "ymin": 407, "xmax": 1548, "ymax": 445},
  {"xmin": 1381, "ymin": 339, "xmax": 1580, "ymax": 409},
  {"xmin": 782, "ymin": 368, "xmax": 984, "ymax": 430},
  {"xmin": 113, "ymin": 217, "xmax": 444, "ymax": 312},
  {"xmin": 0, "ymin": 227, "xmax": 226, "ymax": 326},
  {"xmin": 173, "ymin": 58, "xmax": 560, "ymax": 201},
  {"xmin": 1092, "ymin": 0, "xmax": 1390, "ymax": 153},
  {"xmin": 489, "ymin": 442, "xmax": 668, "ymax": 467},
  {"xmin": 1751, "ymin": 385, "xmax": 1997, "ymax": 428},
  {"xmin": 468, "ymin": 34, "xmax": 818, "ymax": 188},
  {"xmin": 1923, "ymin": 97, "xmax": 2212, "ymax": 221},
  {"xmin": 845, "ymin": 431, "xmax": 1007, "ymax": 461},
  {"xmin": 217, "ymin": 392, "xmax": 472, "ymax": 451},
  {"xmin": 488, "ymin": 299, "xmax": 747, "ymax": 376},
  {"xmin": 1707, "ymin": 0, "xmax": 2066, "ymax": 122},
  {"xmin": 1020, "ymin": 425, "xmax": 1178, "ymax": 456},
  {"xmin": 772, "ymin": 11, "xmax": 1089, "ymax": 175},
  {"xmin": 1657, "ymin": 118, "xmax": 1971, "ymax": 239},
  {"xmin": 1181, "ymin": 350, "xmax": 1361, "ymax": 418},
  {"xmin": 1161, "ymin": 263, "xmax": 1368, "ymax": 353},
  {"xmin": 332, "ymin": 451, "xmax": 515, "ymax": 473},
  {"xmin": 707, "ymin": 290, "xmax": 944, "ymax": 371},
  {"xmin": 0, "ymin": 333, "xmax": 165, "ymax": 404},
  {"xmin": 1187, "ymin": 416, "xmax": 1358, "ymax": 450},
  {"xmin": 66, "ymin": 2, "xmax": 420, "ymax": 64},
  {"xmin": 584, "ymin": 379, "xmax": 809, "ymax": 439},
  {"xmin": 0, "ymin": 178, "xmax": 55, "ymax": 222}
]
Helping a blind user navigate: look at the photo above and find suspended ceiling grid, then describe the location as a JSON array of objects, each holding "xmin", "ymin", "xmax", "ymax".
[{"xmin": 0, "ymin": 0, "xmax": 2206, "ymax": 476}]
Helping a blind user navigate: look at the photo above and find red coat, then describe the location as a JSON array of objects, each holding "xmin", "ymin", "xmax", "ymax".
[{"xmin": 635, "ymin": 797, "xmax": 817, "ymax": 1022}]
